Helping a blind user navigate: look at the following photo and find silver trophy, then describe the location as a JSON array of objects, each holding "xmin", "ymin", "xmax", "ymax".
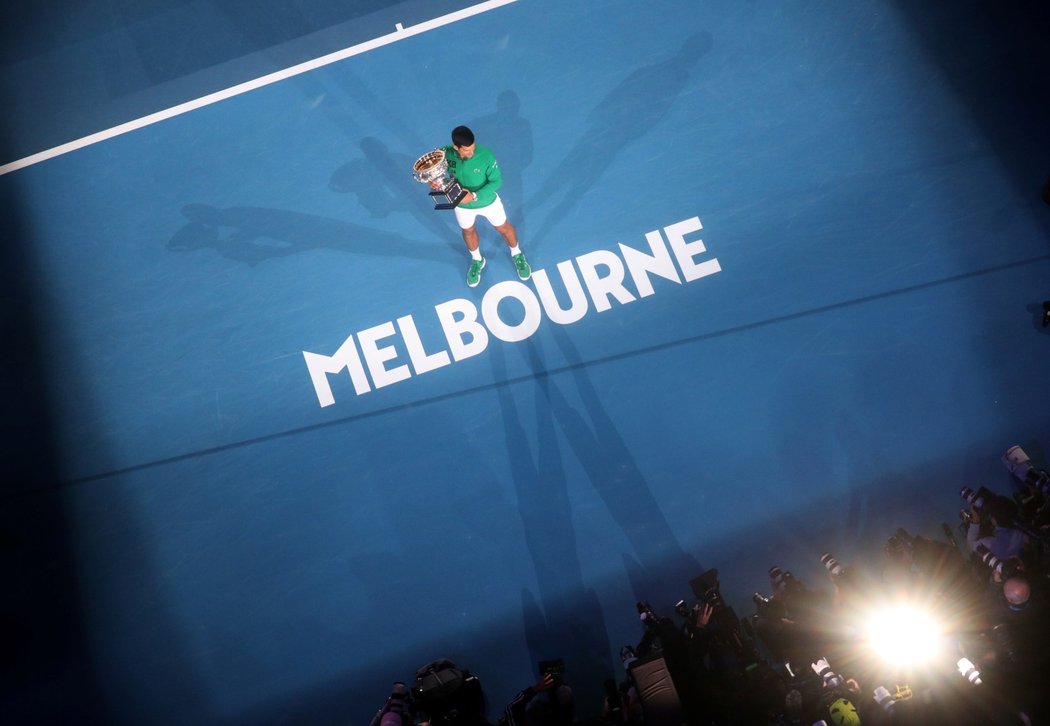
[{"xmin": 412, "ymin": 149, "xmax": 467, "ymax": 210}]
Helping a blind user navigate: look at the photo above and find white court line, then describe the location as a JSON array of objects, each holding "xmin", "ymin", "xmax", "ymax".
[{"xmin": 0, "ymin": 0, "xmax": 519, "ymax": 176}]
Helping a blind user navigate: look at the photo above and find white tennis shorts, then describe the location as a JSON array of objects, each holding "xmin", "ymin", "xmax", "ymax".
[{"xmin": 454, "ymin": 195, "xmax": 508, "ymax": 230}]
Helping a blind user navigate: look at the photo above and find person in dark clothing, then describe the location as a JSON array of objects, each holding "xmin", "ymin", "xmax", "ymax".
[{"xmin": 499, "ymin": 672, "xmax": 570, "ymax": 726}]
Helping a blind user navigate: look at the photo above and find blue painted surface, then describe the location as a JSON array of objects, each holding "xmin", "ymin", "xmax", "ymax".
[
  {"xmin": 2, "ymin": 0, "xmax": 1049, "ymax": 723},
  {"xmin": 0, "ymin": 0, "xmax": 476, "ymax": 161}
]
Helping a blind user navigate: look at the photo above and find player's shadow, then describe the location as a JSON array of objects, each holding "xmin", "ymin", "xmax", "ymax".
[
  {"xmin": 528, "ymin": 32, "xmax": 713, "ymax": 250},
  {"xmin": 167, "ymin": 203, "xmax": 457, "ymax": 269},
  {"xmin": 489, "ymin": 340, "xmax": 613, "ymax": 710},
  {"xmin": 489, "ymin": 323, "xmax": 704, "ymax": 707},
  {"xmin": 471, "ymin": 90, "xmax": 534, "ymax": 238},
  {"xmin": 538, "ymin": 325, "xmax": 703, "ymax": 602},
  {"xmin": 329, "ymin": 136, "xmax": 462, "ymax": 257}
]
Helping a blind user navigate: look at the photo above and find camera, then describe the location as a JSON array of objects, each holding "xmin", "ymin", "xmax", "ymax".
[
  {"xmin": 689, "ymin": 569, "xmax": 726, "ymax": 611},
  {"xmin": 956, "ymin": 657, "xmax": 982, "ymax": 686},
  {"xmin": 674, "ymin": 599, "xmax": 698, "ymax": 620},
  {"xmin": 752, "ymin": 592, "xmax": 774, "ymax": 614},
  {"xmin": 974, "ymin": 543, "xmax": 1022, "ymax": 579},
  {"xmin": 538, "ymin": 658, "xmax": 565, "ymax": 685},
  {"xmin": 961, "ymin": 485, "xmax": 986, "ymax": 509},
  {"xmin": 1003, "ymin": 445, "xmax": 1050, "ymax": 494},
  {"xmin": 636, "ymin": 601, "xmax": 659, "ymax": 628},
  {"xmin": 687, "ymin": 569, "xmax": 764, "ymax": 665},
  {"xmin": 811, "ymin": 657, "xmax": 844, "ymax": 690},
  {"xmin": 820, "ymin": 552, "xmax": 845, "ymax": 580},
  {"xmin": 873, "ymin": 685, "xmax": 897, "ymax": 714},
  {"xmin": 411, "ymin": 659, "xmax": 486, "ymax": 726},
  {"xmin": 768, "ymin": 566, "xmax": 803, "ymax": 597},
  {"xmin": 381, "ymin": 682, "xmax": 412, "ymax": 720}
]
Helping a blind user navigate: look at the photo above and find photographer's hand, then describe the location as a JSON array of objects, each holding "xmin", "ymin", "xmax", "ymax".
[{"xmin": 533, "ymin": 672, "xmax": 556, "ymax": 692}]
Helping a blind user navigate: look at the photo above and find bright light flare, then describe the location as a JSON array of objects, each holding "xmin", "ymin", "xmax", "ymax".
[{"xmin": 865, "ymin": 604, "xmax": 943, "ymax": 668}]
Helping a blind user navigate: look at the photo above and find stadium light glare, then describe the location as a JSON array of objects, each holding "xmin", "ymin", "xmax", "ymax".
[{"xmin": 864, "ymin": 603, "xmax": 943, "ymax": 669}]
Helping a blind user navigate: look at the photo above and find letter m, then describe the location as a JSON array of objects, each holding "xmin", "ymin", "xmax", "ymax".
[{"xmin": 303, "ymin": 335, "xmax": 371, "ymax": 408}]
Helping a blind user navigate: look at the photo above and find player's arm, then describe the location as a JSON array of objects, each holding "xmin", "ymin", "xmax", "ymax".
[{"xmin": 471, "ymin": 156, "xmax": 503, "ymax": 201}]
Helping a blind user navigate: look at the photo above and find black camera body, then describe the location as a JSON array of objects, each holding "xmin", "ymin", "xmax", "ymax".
[
  {"xmin": 411, "ymin": 659, "xmax": 486, "ymax": 726},
  {"xmin": 1003, "ymin": 445, "xmax": 1050, "ymax": 495},
  {"xmin": 636, "ymin": 600, "xmax": 660, "ymax": 628},
  {"xmin": 768, "ymin": 566, "xmax": 807, "ymax": 600},
  {"xmin": 961, "ymin": 485, "xmax": 988, "ymax": 510},
  {"xmin": 538, "ymin": 658, "xmax": 565, "ymax": 686},
  {"xmin": 673, "ymin": 598, "xmax": 698, "ymax": 620},
  {"xmin": 689, "ymin": 569, "xmax": 727, "ymax": 612}
]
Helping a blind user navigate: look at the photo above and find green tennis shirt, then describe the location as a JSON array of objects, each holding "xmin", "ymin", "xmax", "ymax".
[{"xmin": 441, "ymin": 144, "xmax": 502, "ymax": 209}]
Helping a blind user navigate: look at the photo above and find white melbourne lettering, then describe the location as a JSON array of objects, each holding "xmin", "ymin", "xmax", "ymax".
[{"xmin": 302, "ymin": 216, "xmax": 720, "ymax": 407}]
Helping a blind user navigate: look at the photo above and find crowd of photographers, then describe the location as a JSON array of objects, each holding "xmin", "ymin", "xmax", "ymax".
[{"xmin": 370, "ymin": 444, "xmax": 1050, "ymax": 726}]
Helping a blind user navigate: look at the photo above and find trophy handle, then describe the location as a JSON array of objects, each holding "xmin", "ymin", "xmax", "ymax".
[{"xmin": 430, "ymin": 182, "xmax": 468, "ymax": 210}]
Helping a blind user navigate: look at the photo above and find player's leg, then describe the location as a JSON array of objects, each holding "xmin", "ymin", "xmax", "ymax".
[
  {"xmin": 461, "ymin": 224, "xmax": 480, "ymax": 252},
  {"xmin": 485, "ymin": 197, "xmax": 530, "ymax": 281},
  {"xmin": 454, "ymin": 205, "xmax": 485, "ymax": 288}
]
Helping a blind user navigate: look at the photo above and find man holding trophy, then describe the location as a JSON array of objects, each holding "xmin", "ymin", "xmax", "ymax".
[{"xmin": 413, "ymin": 126, "xmax": 530, "ymax": 288}]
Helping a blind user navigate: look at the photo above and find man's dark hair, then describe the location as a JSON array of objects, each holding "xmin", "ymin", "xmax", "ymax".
[{"xmin": 452, "ymin": 126, "xmax": 475, "ymax": 147}]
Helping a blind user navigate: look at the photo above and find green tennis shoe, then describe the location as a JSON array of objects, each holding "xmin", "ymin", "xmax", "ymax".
[
  {"xmin": 512, "ymin": 252, "xmax": 531, "ymax": 281},
  {"xmin": 466, "ymin": 256, "xmax": 486, "ymax": 288}
]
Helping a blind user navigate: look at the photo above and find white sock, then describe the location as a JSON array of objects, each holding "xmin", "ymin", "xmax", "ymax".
[
  {"xmin": 470, "ymin": 248, "xmax": 482, "ymax": 261},
  {"xmin": 508, "ymin": 245, "xmax": 521, "ymax": 257}
]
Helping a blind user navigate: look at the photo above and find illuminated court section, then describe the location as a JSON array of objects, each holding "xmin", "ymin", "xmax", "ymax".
[{"xmin": 2, "ymin": 0, "xmax": 1048, "ymax": 722}]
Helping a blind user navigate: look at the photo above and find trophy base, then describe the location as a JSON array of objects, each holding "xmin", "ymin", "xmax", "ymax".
[{"xmin": 429, "ymin": 187, "xmax": 468, "ymax": 210}]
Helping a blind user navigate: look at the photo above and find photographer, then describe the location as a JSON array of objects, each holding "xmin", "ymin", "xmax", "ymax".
[
  {"xmin": 964, "ymin": 494, "xmax": 1028, "ymax": 562},
  {"xmin": 371, "ymin": 683, "xmax": 414, "ymax": 726},
  {"xmin": 411, "ymin": 659, "xmax": 490, "ymax": 726},
  {"xmin": 683, "ymin": 572, "xmax": 786, "ymax": 724},
  {"xmin": 753, "ymin": 568, "xmax": 830, "ymax": 672},
  {"xmin": 882, "ymin": 529, "xmax": 983, "ymax": 625},
  {"xmin": 499, "ymin": 670, "xmax": 572, "ymax": 726},
  {"xmin": 969, "ymin": 545, "xmax": 1050, "ymax": 721},
  {"xmin": 632, "ymin": 601, "xmax": 708, "ymax": 724}
]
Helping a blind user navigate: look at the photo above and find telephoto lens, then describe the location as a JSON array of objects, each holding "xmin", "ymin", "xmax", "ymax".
[
  {"xmin": 873, "ymin": 686, "xmax": 896, "ymax": 714},
  {"xmin": 820, "ymin": 552, "xmax": 845, "ymax": 580},
  {"xmin": 1003, "ymin": 445, "xmax": 1050, "ymax": 492},
  {"xmin": 974, "ymin": 543, "xmax": 1019, "ymax": 579},
  {"xmin": 811, "ymin": 657, "xmax": 843, "ymax": 690},
  {"xmin": 636, "ymin": 601, "xmax": 656, "ymax": 624},
  {"xmin": 960, "ymin": 486, "xmax": 984, "ymax": 509},
  {"xmin": 956, "ymin": 658, "xmax": 982, "ymax": 686},
  {"xmin": 769, "ymin": 566, "xmax": 795, "ymax": 593}
]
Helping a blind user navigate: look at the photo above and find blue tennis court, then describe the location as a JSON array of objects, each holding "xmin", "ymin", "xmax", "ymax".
[{"xmin": 3, "ymin": 0, "xmax": 1049, "ymax": 723}]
